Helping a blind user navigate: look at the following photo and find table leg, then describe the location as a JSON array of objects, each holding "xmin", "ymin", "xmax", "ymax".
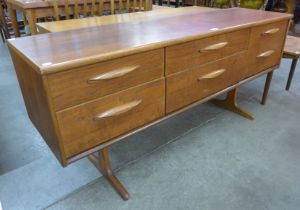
[
  {"xmin": 25, "ymin": 10, "xmax": 37, "ymax": 35},
  {"xmin": 261, "ymin": 71, "xmax": 273, "ymax": 105},
  {"xmin": 286, "ymin": 58, "xmax": 298, "ymax": 91},
  {"xmin": 88, "ymin": 147, "xmax": 129, "ymax": 200},
  {"xmin": 158, "ymin": 0, "xmax": 163, "ymax": 6},
  {"xmin": 0, "ymin": 29, "xmax": 5, "ymax": 42},
  {"xmin": 6, "ymin": 3, "xmax": 20, "ymax": 37},
  {"xmin": 211, "ymin": 88, "xmax": 255, "ymax": 120},
  {"xmin": 175, "ymin": 0, "xmax": 179, "ymax": 7}
]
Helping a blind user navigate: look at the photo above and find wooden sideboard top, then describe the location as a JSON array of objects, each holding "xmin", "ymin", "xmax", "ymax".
[{"xmin": 8, "ymin": 8, "xmax": 292, "ymax": 75}]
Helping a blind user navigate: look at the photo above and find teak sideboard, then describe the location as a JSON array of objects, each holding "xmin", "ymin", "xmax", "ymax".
[{"xmin": 8, "ymin": 8, "xmax": 292, "ymax": 200}]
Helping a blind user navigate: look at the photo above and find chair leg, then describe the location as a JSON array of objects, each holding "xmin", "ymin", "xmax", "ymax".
[
  {"xmin": 261, "ymin": 71, "xmax": 274, "ymax": 105},
  {"xmin": 286, "ymin": 58, "xmax": 298, "ymax": 91},
  {"xmin": 0, "ymin": 28, "xmax": 4, "ymax": 43},
  {"xmin": 3, "ymin": 22, "xmax": 10, "ymax": 39},
  {"xmin": 88, "ymin": 147, "xmax": 129, "ymax": 200}
]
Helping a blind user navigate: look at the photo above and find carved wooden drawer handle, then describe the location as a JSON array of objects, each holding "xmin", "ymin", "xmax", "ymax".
[
  {"xmin": 94, "ymin": 99, "xmax": 142, "ymax": 120},
  {"xmin": 197, "ymin": 68, "xmax": 226, "ymax": 81},
  {"xmin": 262, "ymin": 28, "xmax": 279, "ymax": 36},
  {"xmin": 256, "ymin": 50, "xmax": 275, "ymax": 58},
  {"xmin": 198, "ymin": 42, "xmax": 228, "ymax": 53},
  {"xmin": 88, "ymin": 65, "xmax": 139, "ymax": 83}
]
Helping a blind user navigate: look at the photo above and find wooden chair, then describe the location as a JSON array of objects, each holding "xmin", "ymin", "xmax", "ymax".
[
  {"xmin": 52, "ymin": 0, "xmax": 149, "ymax": 21},
  {"xmin": 182, "ymin": 0, "xmax": 210, "ymax": 6},
  {"xmin": 239, "ymin": 0, "xmax": 264, "ymax": 9},
  {"xmin": 0, "ymin": 0, "xmax": 9, "ymax": 40},
  {"xmin": 0, "ymin": 0, "xmax": 26, "ymax": 38},
  {"xmin": 261, "ymin": 35, "xmax": 300, "ymax": 105},
  {"xmin": 211, "ymin": 0, "xmax": 231, "ymax": 8},
  {"xmin": 282, "ymin": 35, "xmax": 300, "ymax": 91}
]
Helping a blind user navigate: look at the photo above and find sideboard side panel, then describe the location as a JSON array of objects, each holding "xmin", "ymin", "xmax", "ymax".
[{"xmin": 8, "ymin": 48, "xmax": 66, "ymax": 166}]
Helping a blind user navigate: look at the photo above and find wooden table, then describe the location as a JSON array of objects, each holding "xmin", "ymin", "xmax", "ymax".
[
  {"xmin": 6, "ymin": 0, "xmax": 153, "ymax": 36},
  {"xmin": 36, "ymin": 6, "xmax": 217, "ymax": 33},
  {"xmin": 8, "ymin": 8, "xmax": 291, "ymax": 200}
]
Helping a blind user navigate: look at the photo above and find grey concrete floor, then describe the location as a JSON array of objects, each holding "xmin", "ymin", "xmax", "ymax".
[{"xmin": 0, "ymin": 39, "xmax": 300, "ymax": 210}]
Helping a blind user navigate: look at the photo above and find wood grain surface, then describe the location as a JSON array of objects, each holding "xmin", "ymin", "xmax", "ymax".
[
  {"xmin": 8, "ymin": 8, "xmax": 292, "ymax": 75},
  {"xmin": 56, "ymin": 79, "xmax": 165, "ymax": 158},
  {"xmin": 283, "ymin": 35, "xmax": 300, "ymax": 58},
  {"xmin": 166, "ymin": 51, "xmax": 248, "ymax": 113},
  {"xmin": 245, "ymin": 20, "xmax": 289, "ymax": 77},
  {"xmin": 47, "ymin": 49, "xmax": 164, "ymax": 110},
  {"xmin": 166, "ymin": 28, "xmax": 250, "ymax": 75},
  {"xmin": 36, "ymin": 6, "xmax": 217, "ymax": 33}
]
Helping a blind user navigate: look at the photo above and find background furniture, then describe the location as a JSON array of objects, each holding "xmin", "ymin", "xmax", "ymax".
[
  {"xmin": 8, "ymin": 8, "xmax": 291, "ymax": 200},
  {"xmin": 0, "ymin": 0, "xmax": 9, "ymax": 40},
  {"xmin": 240, "ymin": 0, "xmax": 264, "ymax": 9},
  {"xmin": 52, "ymin": 0, "xmax": 149, "ymax": 21},
  {"xmin": 0, "ymin": 4, "xmax": 5, "ymax": 42},
  {"xmin": 36, "ymin": 6, "xmax": 217, "ymax": 33},
  {"xmin": 273, "ymin": 0, "xmax": 288, "ymax": 12},
  {"xmin": 212, "ymin": 0, "xmax": 231, "ymax": 8},
  {"xmin": 0, "ymin": 0, "xmax": 27, "ymax": 39},
  {"xmin": 294, "ymin": 0, "xmax": 300, "ymax": 23},
  {"xmin": 283, "ymin": 36, "xmax": 300, "ymax": 91},
  {"xmin": 6, "ymin": 0, "xmax": 153, "ymax": 36},
  {"xmin": 261, "ymin": 35, "xmax": 300, "ymax": 104},
  {"xmin": 0, "ymin": 23, "xmax": 5, "ymax": 42}
]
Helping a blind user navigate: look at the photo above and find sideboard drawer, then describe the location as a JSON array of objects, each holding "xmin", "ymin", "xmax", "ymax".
[
  {"xmin": 245, "ymin": 20, "xmax": 289, "ymax": 77},
  {"xmin": 166, "ymin": 52, "xmax": 248, "ymax": 113},
  {"xmin": 56, "ymin": 79, "xmax": 165, "ymax": 158},
  {"xmin": 165, "ymin": 29, "xmax": 250, "ymax": 75},
  {"xmin": 48, "ymin": 49, "xmax": 164, "ymax": 111}
]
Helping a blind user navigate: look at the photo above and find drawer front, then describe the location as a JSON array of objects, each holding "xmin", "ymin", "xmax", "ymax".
[
  {"xmin": 166, "ymin": 29, "xmax": 250, "ymax": 75},
  {"xmin": 56, "ymin": 79, "xmax": 165, "ymax": 158},
  {"xmin": 245, "ymin": 20, "xmax": 289, "ymax": 77},
  {"xmin": 48, "ymin": 49, "xmax": 164, "ymax": 111},
  {"xmin": 166, "ymin": 52, "xmax": 248, "ymax": 113}
]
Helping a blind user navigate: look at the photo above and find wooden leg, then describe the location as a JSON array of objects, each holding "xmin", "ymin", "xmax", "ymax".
[
  {"xmin": 0, "ymin": 28, "xmax": 4, "ymax": 43},
  {"xmin": 211, "ymin": 88, "xmax": 255, "ymax": 120},
  {"xmin": 25, "ymin": 10, "xmax": 37, "ymax": 35},
  {"xmin": 286, "ymin": 58, "xmax": 298, "ymax": 91},
  {"xmin": 0, "ymin": 28, "xmax": 5, "ymax": 43},
  {"xmin": 88, "ymin": 147, "xmax": 129, "ymax": 200},
  {"xmin": 0, "ymin": 5, "xmax": 9, "ymax": 39},
  {"xmin": 7, "ymin": 3, "xmax": 20, "ymax": 37},
  {"xmin": 261, "ymin": 71, "xmax": 273, "ymax": 105},
  {"xmin": 3, "ymin": 23, "xmax": 10, "ymax": 39}
]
